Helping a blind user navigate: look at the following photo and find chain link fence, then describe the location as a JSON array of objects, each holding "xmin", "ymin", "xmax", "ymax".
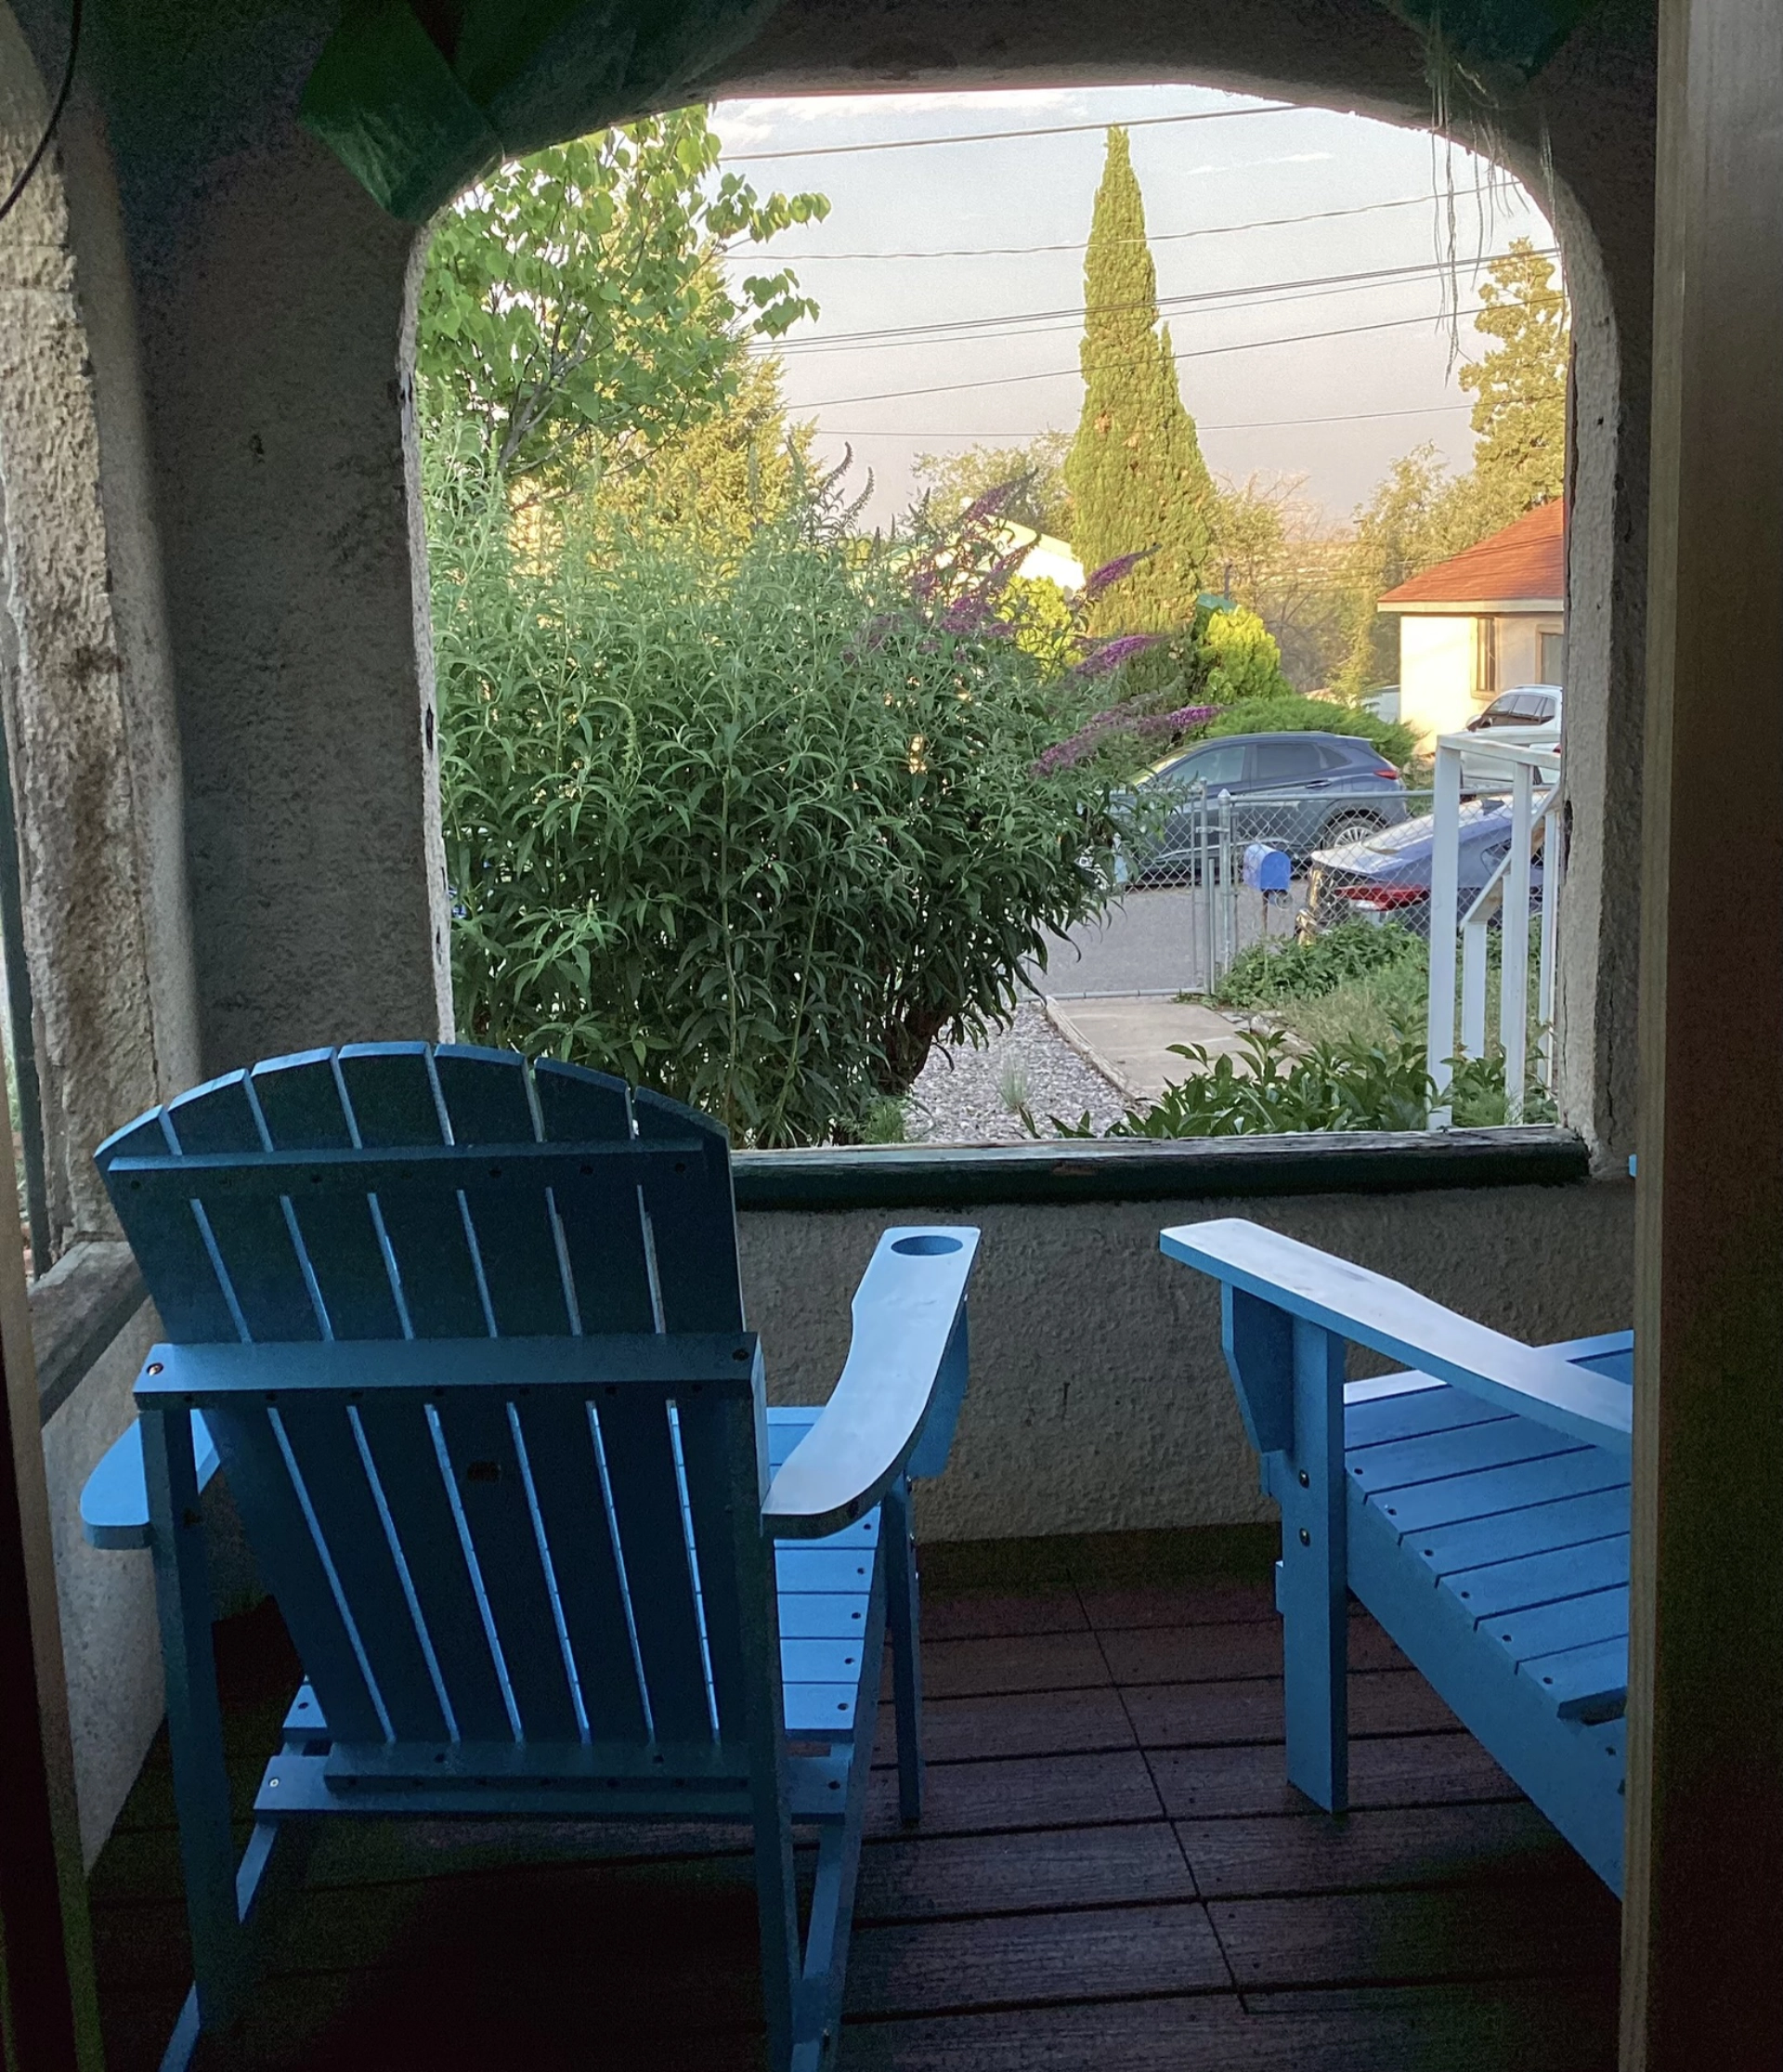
[{"xmin": 1113, "ymin": 784, "xmax": 1443, "ymax": 993}]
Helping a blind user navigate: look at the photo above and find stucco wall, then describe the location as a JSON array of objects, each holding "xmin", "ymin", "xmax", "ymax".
[
  {"xmin": 41, "ymin": 1302, "xmax": 163, "ymax": 1870},
  {"xmin": 1498, "ymin": 616, "xmax": 1565, "ymax": 689},
  {"xmin": 0, "ymin": 6, "xmax": 199, "ymax": 1244},
  {"xmin": 1398, "ymin": 614, "xmax": 1481, "ymax": 745},
  {"xmin": 739, "ymin": 1176, "xmax": 1633, "ymax": 1541}
]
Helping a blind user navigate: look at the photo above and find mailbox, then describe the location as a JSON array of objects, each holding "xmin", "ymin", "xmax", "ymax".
[{"xmin": 1242, "ymin": 842, "xmax": 1292, "ymax": 893}]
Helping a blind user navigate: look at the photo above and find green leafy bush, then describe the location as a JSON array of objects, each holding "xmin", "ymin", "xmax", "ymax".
[
  {"xmin": 1208, "ymin": 920, "xmax": 1425, "ymax": 1010},
  {"xmin": 430, "ymin": 458, "xmax": 1138, "ymax": 1145},
  {"xmin": 1036, "ymin": 1026, "xmax": 1553, "ymax": 1138}
]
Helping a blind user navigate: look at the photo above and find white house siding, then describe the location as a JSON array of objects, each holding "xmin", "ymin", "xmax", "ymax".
[
  {"xmin": 1494, "ymin": 614, "xmax": 1566, "ymax": 690},
  {"xmin": 1399, "ymin": 615, "xmax": 1484, "ymax": 746}
]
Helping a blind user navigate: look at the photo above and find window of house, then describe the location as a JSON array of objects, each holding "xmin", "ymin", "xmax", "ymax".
[{"xmin": 1539, "ymin": 630, "xmax": 1566, "ymax": 683}]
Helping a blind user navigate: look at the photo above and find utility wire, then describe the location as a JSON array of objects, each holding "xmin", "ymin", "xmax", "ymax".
[
  {"xmin": 760, "ymin": 247, "xmax": 1560, "ymax": 358},
  {"xmin": 722, "ymin": 101, "xmax": 1297, "ymax": 163},
  {"xmin": 790, "ymin": 301, "xmax": 1506, "ymax": 409},
  {"xmin": 828, "ymin": 400, "xmax": 1487, "ymax": 437},
  {"xmin": 748, "ymin": 193, "xmax": 1460, "ymax": 261},
  {"xmin": 0, "ymin": 0, "xmax": 82, "ymax": 229}
]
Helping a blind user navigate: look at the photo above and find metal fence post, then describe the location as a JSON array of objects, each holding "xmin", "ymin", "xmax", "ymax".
[
  {"xmin": 1500, "ymin": 761, "xmax": 1535, "ymax": 1124},
  {"xmin": 1425, "ymin": 742, "xmax": 1463, "ymax": 1127}
]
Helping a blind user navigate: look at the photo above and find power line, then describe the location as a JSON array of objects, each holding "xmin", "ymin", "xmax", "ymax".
[
  {"xmin": 825, "ymin": 400, "xmax": 1484, "ymax": 437},
  {"xmin": 0, "ymin": 0, "xmax": 82, "ymax": 229},
  {"xmin": 790, "ymin": 301, "xmax": 1506, "ymax": 409},
  {"xmin": 722, "ymin": 101, "xmax": 1297, "ymax": 163},
  {"xmin": 761, "ymin": 247, "xmax": 1560, "ymax": 358},
  {"xmin": 745, "ymin": 193, "xmax": 1457, "ymax": 262}
]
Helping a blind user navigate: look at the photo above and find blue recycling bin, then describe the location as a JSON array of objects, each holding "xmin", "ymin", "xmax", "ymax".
[{"xmin": 1242, "ymin": 842, "xmax": 1292, "ymax": 893}]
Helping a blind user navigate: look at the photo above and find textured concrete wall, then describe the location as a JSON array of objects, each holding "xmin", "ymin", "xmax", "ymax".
[
  {"xmin": 40, "ymin": 1302, "xmax": 163, "ymax": 1869},
  {"xmin": 85, "ymin": 0, "xmax": 452, "ymax": 1074},
  {"xmin": 0, "ymin": 7, "xmax": 199, "ymax": 1243},
  {"xmin": 740, "ymin": 1179, "xmax": 1634, "ymax": 1540}
]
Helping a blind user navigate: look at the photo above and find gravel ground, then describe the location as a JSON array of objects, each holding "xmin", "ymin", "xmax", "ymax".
[{"xmin": 907, "ymin": 996, "xmax": 1130, "ymax": 1143}]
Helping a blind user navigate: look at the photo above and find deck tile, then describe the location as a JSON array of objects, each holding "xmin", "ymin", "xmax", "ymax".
[{"xmin": 88, "ymin": 1543, "xmax": 1617, "ymax": 2072}]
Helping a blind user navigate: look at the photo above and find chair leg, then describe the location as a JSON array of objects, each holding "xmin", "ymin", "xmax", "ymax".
[
  {"xmin": 883, "ymin": 1478, "xmax": 923, "ymax": 1825},
  {"xmin": 1277, "ymin": 1320, "xmax": 1349, "ymax": 1814},
  {"xmin": 141, "ymin": 1407, "xmax": 252, "ymax": 2039}
]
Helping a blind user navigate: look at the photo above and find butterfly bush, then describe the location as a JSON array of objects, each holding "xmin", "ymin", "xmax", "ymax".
[{"xmin": 430, "ymin": 449, "xmax": 1152, "ymax": 1147}]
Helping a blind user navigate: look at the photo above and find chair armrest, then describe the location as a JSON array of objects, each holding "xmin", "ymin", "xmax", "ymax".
[
  {"xmin": 81, "ymin": 1407, "xmax": 221, "ymax": 1549},
  {"xmin": 1161, "ymin": 1218, "xmax": 1632, "ymax": 1459},
  {"xmin": 763, "ymin": 1226, "xmax": 979, "ymax": 1540}
]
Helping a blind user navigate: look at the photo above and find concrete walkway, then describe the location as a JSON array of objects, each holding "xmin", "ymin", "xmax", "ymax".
[{"xmin": 1044, "ymin": 997, "xmax": 1274, "ymax": 1103}]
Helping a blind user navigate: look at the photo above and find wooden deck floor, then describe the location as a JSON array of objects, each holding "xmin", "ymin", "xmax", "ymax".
[{"xmin": 88, "ymin": 1531, "xmax": 1622, "ymax": 2070}]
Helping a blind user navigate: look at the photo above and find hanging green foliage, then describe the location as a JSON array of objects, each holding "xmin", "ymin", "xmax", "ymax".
[{"xmin": 301, "ymin": 0, "xmax": 790, "ymax": 221}]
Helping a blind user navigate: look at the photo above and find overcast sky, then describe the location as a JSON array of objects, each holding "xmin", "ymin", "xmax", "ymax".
[{"xmin": 715, "ymin": 85, "xmax": 1553, "ymax": 533}]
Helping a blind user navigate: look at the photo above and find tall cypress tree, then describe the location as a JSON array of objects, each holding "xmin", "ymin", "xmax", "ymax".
[{"xmin": 1066, "ymin": 126, "xmax": 1216, "ymax": 634}]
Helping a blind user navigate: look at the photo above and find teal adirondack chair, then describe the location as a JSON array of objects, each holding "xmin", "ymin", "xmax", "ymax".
[
  {"xmin": 1163, "ymin": 1218, "xmax": 1632, "ymax": 1890},
  {"xmin": 80, "ymin": 1043, "xmax": 978, "ymax": 2071}
]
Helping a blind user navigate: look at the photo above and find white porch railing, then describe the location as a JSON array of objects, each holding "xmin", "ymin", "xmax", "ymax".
[{"xmin": 1425, "ymin": 736, "xmax": 1564, "ymax": 1128}]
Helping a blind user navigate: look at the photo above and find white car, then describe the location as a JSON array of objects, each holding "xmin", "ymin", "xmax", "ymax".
[{"xmin": 1461, "ymin": 684, "xmax": 1561, "ymax": 793}]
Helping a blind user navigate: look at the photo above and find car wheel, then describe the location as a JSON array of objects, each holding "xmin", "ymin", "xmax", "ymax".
[{"xmin": 1321, "ymin": 811, "xmax": 1386, "ymax": 849}]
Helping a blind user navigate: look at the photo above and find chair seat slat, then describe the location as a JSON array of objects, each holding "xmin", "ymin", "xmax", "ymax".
[
  {"xmin": 1440, "ymin": 1532, "xmax": 1631, "ymax": 1622},
  {"xmin": 1518, "ymin": 1635, "xmax": 1628, "ymax": 1720},
  {"xmin": 1407, "ymin": 1485, "xmax": 1632, "ymax": 1577},
  {"xmin": 1361, "ymin": 1444, "xmax": 1628, "ymax": 1534}
]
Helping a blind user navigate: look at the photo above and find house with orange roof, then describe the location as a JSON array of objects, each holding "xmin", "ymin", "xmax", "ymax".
[{"xmin": 1376, "ymin": 501, "xmax": 1567, "ymax": 749}]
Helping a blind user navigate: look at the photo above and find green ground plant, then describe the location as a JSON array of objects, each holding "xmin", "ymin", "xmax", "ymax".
[{"xmin": 1036, "ymin": 1026, "xmax": 1551, "ymax": 1138}]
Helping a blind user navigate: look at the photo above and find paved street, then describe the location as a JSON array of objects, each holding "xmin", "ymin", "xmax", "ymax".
[{"xmin": 1029, "ymin": 881, "xmax": 1307, "ymax": 997}]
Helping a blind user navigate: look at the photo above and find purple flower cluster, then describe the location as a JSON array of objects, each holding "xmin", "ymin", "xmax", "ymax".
[
  {"xmin": 1082, "ymin": 547, "xmax": 1159, "ymax": 602},
  {"xmin": 1073, "ymin": 632, "xmax": 1161, "ymax": 680},
  {"xmin": 1032, "ymin": 701, "xmax": 1219, "ymax": 777}
]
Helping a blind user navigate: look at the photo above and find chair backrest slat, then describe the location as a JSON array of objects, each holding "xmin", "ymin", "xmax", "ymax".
[
  {"xmin": 512, "ymin": 1391, "xmax": 647, "ymax": 1740},
  {"xmin": 633, "ymin": 1091, "xmax": 744, "ymax": 1334},
  {"xmin": 163, "ymin": 1077, "xmax": 321, "ymax": 1343},
  {"xmin": 593, "ymin": 1388, "xmax": 712, "ymax": 1740},
  {"xmin": 100, "ymin": 1115, "xmax": 240, "ymax": 1339},
  {"xmin": 435, "ymin": 1048, "xmax": 574, "ymax": 1336},
  {"xmin": 429, "ymin": 1393, "xmax": 580, "ymax": 1740},
  {"xmin": 272, "ymin": 1401, "xmax": 449, "ymax": 1741},
  {"xmin": 353, "ymin": 1397, "xmax": 514, "ymax": 1740},
  {"xmin": 251, "ymin": 1053, "xmax": 407, "ymax": 1340},
  {"xmin": 105, "ymin": 1045, "xmax": 771, "ymax": 1764},
  {"xmin": 675, "ymin": 1389, "xmax": 767, "ymax": 1743},
  {"xmin": 200, "ymin": 1401, "xmax": 384, "ymax": 1740},
  {"xmin": 336, "ymin": 1046, "xmax": 488, "ymax": 1338},
  {"xmin": 534, "ymin": 1061, "xmax": 657, "ymax": 1335}
]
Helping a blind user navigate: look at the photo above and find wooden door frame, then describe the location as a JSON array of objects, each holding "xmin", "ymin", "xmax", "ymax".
[{"xmin": 1626, "ymin": 0, "xmax": 1783, "ymax": 2062}]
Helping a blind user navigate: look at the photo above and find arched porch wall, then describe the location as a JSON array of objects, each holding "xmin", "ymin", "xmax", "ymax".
[{"xmin": 698, "ymin": 0, "xmax": 1657, "ymax": 1166}]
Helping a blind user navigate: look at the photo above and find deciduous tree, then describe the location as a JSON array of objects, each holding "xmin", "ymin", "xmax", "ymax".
[{"xmin": 416, "ymin": 110, "xmax": 827, "ymax": 495}]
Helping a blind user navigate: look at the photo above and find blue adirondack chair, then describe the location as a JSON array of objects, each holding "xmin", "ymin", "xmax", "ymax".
[
  {"xmin": 1162, "ymin": 1218, "xmax": 1632, "ymax": 1891},
  {"xmin": 79, "ymin": 1043, "xmax": 978, "ymax": 2071}
]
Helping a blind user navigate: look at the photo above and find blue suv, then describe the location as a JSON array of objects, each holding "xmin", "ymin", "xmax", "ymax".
[{"xmin": 1118, "ymin": 732, "xmax": 1409, "ymax": 885}]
